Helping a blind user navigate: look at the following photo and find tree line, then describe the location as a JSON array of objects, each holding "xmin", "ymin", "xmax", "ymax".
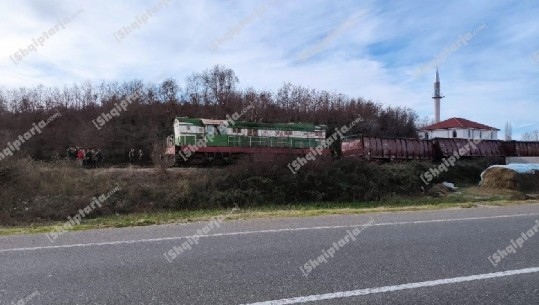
[
  {"xmin": 0, "ymin": 65, "xmax": 418, "ymax": 163},
  {"xmin": 522, "ymin": 130, "xmax": 539, "ymax": 141}
]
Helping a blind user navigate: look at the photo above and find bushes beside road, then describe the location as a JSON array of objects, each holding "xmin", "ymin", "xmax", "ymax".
[{"xmin": 0, "ymin": 157, "xmax": 501, "ymax": 225}]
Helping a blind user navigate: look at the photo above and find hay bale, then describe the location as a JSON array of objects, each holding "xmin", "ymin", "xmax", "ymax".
[
  {"xmin": 481, "ymin": 167, "xmax": 539, "ymax": 192},
  {"xmin": 481, "ymin": 167, "xmax": 519, "ymax": 190}
]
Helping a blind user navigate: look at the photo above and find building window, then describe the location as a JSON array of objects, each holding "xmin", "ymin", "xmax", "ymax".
[
  {"xmin": 468, "ymin": 130, "xmax": 471, "ymax": 138},
  {"xmin": 452, "ymin": 130, "xmax": 457, "ymax": 138},
  {"xmin": 424, "ymin": 132, "xmax": 429, "ymax": 139}
]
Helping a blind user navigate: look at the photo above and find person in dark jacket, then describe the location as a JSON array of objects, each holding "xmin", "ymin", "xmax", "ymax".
[
  {"xmin": 67, "ymin": 146, "xmax": 73, "ymax": 160},
  {"xmin": 95, "ymin": 149, "xmax": 104, "ymax": 167},
  {"xmin": 85, "ymin": 149, "xmax": 93, "ymax": 168},
  {"xmin": 129, "ymin": 148, "xmax": 135, "ymax": 164},
  {"xmin": 72, "ymin": 147, "xmax": 78, "ymax": 160}
]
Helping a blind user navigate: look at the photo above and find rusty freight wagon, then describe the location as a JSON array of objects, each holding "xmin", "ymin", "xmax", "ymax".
[
  {"xmin": 434, "ymin": 138, "xmax": 507, "ymax": 158},
  {"xmin": 341, "ymin": 135, "xmax": 432, "ymax": 160},
  {"xmin": 341, "ymin": 136, "xmax": 510, "ymax": 161},
  {"xmin": 505, "ymin": 141, "xmax": 539, "ymax": 157}
]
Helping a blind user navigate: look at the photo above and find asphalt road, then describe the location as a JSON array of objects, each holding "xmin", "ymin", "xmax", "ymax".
[{"xmin": 1, "ymin": 203, "xmax": 539, "ymax": 304}]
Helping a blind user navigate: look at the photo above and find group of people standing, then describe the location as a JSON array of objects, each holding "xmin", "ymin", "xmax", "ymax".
[
  {"xmin": 67, "ymin": 146, "xmax": 104, "ymax": 168},
  {"xmin": 128, "ymin": 148, "xmax": 144, "ymax": 164},
  {"xmin": 66, "ymin": 146, "xmax": 145, "ymax": 167}
]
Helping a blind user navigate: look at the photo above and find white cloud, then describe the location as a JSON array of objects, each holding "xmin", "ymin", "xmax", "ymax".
[{"xmin": 1, "ymin": 0, "xmax": 538, "ymax": 136}]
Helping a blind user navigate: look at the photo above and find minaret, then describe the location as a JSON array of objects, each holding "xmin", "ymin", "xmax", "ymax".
[{"xmin": 432, "ymin": 68, "xmax": 444, "ymax": 123}]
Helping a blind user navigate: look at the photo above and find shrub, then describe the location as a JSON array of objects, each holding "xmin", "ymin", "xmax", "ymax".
[{"xmin": 0, "ymin": 157, "xmax": 499, "ymax": 225}]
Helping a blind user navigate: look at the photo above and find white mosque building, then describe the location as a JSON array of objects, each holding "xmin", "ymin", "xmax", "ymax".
[{"xmin": 417, "ymin": 69, "xmax": 499, "ymax": 140}]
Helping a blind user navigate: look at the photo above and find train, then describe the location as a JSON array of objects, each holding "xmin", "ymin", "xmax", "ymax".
[
  {"xmin": 341, "ymin": 136, "xmax": 539, "ymax": 160},
  {"xmin": 165, "ymin": 116, "xmax": 539, "ymax": 164},
  {"xmin": 165, "ymin": 116, "xmax": 330, "ymax": 164}
]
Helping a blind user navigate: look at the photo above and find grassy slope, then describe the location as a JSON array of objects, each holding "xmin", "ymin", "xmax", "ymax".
[
  {"xmin": 2, "ymin": 159, "xmax": 533, "ymax": 236},
  {"xmin": 1, "ymin": 187, "xmax": 536, "ymax": 236}
]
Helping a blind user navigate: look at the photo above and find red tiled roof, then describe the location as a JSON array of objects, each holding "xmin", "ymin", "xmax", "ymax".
[{"xmin": 419, "ymin": 117, "xmax": 499, "ymax": 131}]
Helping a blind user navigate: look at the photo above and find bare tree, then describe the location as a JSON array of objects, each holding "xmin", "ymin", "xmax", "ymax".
[
  {"xmin": 0, "ymin": 90, "xmax": 6, "ymax": 114},
  {"xmin": 504, "ymin": 122, "xmax": 512, "ymax": 141},
  {"xmin": 415, "ymin": 116, "xmax": 435, "ymax": 129},
  {"xmin": 159, "ymin": 79, "xmax": 180, "ymax": 104},
  {"xmin": 0, "ymin": 65, "xmax": 422, "ymax": 162},
  {"xmin": 184, "ymin": 73, "xmax": 208, "ymax": 106},
  {"xmin": 522, "ymin": 130, "xmax": 539, "ymax": 141},
  {"xmin": 188, "ymin": 65, "xmax": 239, "ymax": 107}
]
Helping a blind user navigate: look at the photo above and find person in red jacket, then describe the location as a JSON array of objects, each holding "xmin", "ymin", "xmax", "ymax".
[{"xmin": 77, "ymin": 148, "xmax": 85, "ymax": 167}]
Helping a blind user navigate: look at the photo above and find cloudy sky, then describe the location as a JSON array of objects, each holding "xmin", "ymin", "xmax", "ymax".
[{"xmin": 1, "ymin": 0, "xmax": 538, "ymax": 138}]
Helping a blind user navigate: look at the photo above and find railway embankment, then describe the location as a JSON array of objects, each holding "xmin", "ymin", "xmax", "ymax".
[{"xmin": 1, "ymin": 156, "xmax": 530, "ymax": 233}]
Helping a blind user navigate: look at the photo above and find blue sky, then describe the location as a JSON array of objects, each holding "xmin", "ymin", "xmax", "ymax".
[{"xmin": 1, "ymin": 0, "xmax": 538, "ymax": 138}]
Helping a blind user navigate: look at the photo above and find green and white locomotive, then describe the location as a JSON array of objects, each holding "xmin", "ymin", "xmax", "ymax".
[{"xmin": 165, "ymin": 117, "xmax": 329, "ymax": 164}]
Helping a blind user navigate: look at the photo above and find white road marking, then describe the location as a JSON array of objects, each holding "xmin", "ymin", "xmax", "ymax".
[
  {"xmin": 240, "ymin": 267, "xmax": 539, "ymax": 305},
  {"xmin": 1, "ymin": 212, "xmax": 539, "ymax": 253}
]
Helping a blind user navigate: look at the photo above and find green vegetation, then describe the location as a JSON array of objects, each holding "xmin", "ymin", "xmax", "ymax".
[
  {"xmin": 0, "ymin": 194, "xmax": 534, "ymax": 236},
  {"xmin": 0, "ymin": 156, "xmax": 525, "ymax": 234}
]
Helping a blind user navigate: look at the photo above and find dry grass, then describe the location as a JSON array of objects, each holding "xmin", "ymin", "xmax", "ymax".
[
  {"xmin": 0, "ymin": 158, "xmax": 527, "ymax": 227},
  {"xmin": 0, "ymin": 158, "xmax": 220, "ymax": 225},
  {"xmin": 1, "ymin": 198, "xmax": 537, "ymax": 236},
  {"xmin": 481, "ymin": 167, "xmax": 539, "ymax": 192}
]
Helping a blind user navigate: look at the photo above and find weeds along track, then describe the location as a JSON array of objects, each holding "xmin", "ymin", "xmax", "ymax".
[{"xmin": 1, "ymin": 157, "xmax": 503, "ymax": 225}]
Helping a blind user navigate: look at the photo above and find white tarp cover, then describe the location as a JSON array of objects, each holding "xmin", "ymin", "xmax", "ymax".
[
  {"xmin": 480, "ymin": 164, "xmax": 539, "ymax": 185},
  {"xmin": 442, "ymin": 182, "xmax": 458, "ymax": 190},
  {"xmin": 485, "ymin": 164, "xmax": 539, "ymax": 174}
]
